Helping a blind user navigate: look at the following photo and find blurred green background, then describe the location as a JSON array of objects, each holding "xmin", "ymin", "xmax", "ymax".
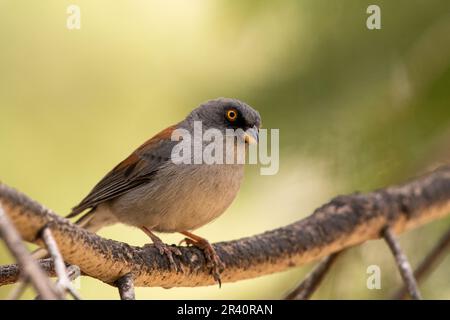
[{"xmin": 1, "ymin": 0, "xmax": 450, "ymax": 299}]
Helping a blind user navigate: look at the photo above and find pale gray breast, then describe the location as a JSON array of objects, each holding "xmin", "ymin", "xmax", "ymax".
[{"xmin": 109, "ymin": 162, "xmax": 244, "ymax": 232}]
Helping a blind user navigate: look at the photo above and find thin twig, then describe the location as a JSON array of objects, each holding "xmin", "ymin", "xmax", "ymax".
[
  {"xmin": 41, "ymin": 227, "xmax": 82, "ymax": 300},
  {"xmin": 66, "ymin": 264, "xmax": 81, "ymax": 282},
  {"xmin": 382, "ymin": 227, "xmax": 422, "ymax": 300},
  {"xmin": 392, "ymin": 226, "xmax": 450, "ymax": 299},
  {"xmin": 285, "ymin": 252, "xmax": 341, "ymax": 300},
  {"xmin": 0, "ymin": 203, "xmax": 61, "ymax": 299},
  {"xmin": 10, "ymin": 264, "xmax": 80, "ymax": 300},
  {"xmin": 4, "ymin": 258, "xmax": 57, "ymax": 299},
  {"xmin": 115, "ymin": 273, "xmax": 135, "ymax": 300},
  {"xmin": 34, "ymin": 264, "xmax": 82, "ymax": 300},
  {"xmin": 7, "ymin": 276, "xmax": 29, "ymax": 300}
]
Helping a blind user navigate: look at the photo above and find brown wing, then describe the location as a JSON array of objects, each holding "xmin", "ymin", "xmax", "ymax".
[{"xmin": 67, "ymin": 125, "xmax": 177, "ymax": 218}]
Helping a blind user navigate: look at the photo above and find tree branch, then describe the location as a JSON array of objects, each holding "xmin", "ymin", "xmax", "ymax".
[
  {"xmin": 382, "ymin": 227, "xmax": 422, "ymax": 300},
  {"xmin": 0, "ymin": 203, "xmax": 61, "ymax": 299},
  {"xmin": 392, "ymin": 226, "xmax": 450, "ymax": 299},
  {"xmin": 115, "ymin": 273, "xmax": 135, "ymax": 300},
  {"xmin": 40, "ymin": 227, "xmax": 81, "ymax": 300},
  {"xmin": 1, "ymin": 258, "xmax": 56, "ymax": 286},
  {"xmin": 0, "ymin": 166, "xmax": 449, "ymax": 288},
  {"xmin": 285, "ymin": 251, "xmax": 341, "ymax": 300}
]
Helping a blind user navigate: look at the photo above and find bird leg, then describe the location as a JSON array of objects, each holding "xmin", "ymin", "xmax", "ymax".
[
  {"xmin": 179, "ymin": 231, "xmax": 225, "ymax": 286},
  {"xmin": 141, "ymin": 226, "xmax": 181, "ymax": 272}
]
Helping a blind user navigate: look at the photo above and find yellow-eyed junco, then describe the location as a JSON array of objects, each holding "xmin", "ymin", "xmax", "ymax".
[{"xmin": 67, "ymin": 98, "xmax": 261, "ymax": 283}]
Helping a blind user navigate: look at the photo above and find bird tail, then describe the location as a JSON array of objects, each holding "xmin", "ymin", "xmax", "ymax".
[
  {"xmin": 31, "ymin": 208, "xmax": 114, "ymax": 260},
  {"xmin": 72, "ymin": 209, "xmax": 102, "ymax": 233}
]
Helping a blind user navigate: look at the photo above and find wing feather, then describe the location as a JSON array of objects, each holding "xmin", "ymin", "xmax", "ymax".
[{"xmin": 67, "ymin": 125, "xmax": 177, "ymax": 218}]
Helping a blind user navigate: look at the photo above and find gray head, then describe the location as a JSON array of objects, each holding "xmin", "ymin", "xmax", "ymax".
[{"xmin": 186, "ymin": 97, "xmax": 261, "ymax": 132}]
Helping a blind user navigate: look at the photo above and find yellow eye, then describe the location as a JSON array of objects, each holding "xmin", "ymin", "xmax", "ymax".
[{"xmin": 226, "ymin": 109, "xmax": 238, "ymax": 121}]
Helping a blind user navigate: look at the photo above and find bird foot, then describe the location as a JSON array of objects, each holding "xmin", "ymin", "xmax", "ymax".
[
  {"xmin": 180, "ymin": 237, "xmax": 225, "ymax": 286},
  {"xmin": 141, "ymin": 226, "xmax": 182, "ymax": 272},
  {"xmin": 153, "ymin": 241, "xmax": 182, "ymax": 272}
]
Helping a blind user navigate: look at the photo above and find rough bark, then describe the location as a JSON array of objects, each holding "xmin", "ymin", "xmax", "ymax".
[{"xmin": 0, "ymin": 166, "xmax": 449, "ymax": 288}]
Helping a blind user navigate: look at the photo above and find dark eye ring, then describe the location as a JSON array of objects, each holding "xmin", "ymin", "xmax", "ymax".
[{"xmin": 226, "ymin": 109, "xmax": 237, "ymax": 121}]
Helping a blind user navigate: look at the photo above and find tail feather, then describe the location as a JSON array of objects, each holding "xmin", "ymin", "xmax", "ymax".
[
  {"xmin": 73, "ymin": 209, "xmax": 97, "ymax": 231},
  {"xmin": 73, "ymin": 208, "xmax": 116, "ymax": 233}
]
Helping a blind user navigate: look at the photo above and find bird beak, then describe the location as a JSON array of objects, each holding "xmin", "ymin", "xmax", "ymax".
[{"xmin": 243, "ymin": 126, "xmax": 259, "ymax": 145}]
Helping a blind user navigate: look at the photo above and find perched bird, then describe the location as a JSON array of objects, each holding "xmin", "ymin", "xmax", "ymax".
[{"xmin": 66, "ymin": 97, "xmax": 261, "ymax": 282}]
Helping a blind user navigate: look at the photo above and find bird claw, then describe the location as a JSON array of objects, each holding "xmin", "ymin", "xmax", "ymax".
[
  {"xmin": 181, "ymin": 237, "xmax": 225, "ymax": 287},
  {"xmin": 141, "ymin": 227, "xmax": 182, "ymax": 272},
  {"xmin": 205, "ymin": 248, "xmax": 225, "ymax": 287},
  {"xmin": 153, "ymin": 241, "xmax": 182, "ymax": 272}
]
